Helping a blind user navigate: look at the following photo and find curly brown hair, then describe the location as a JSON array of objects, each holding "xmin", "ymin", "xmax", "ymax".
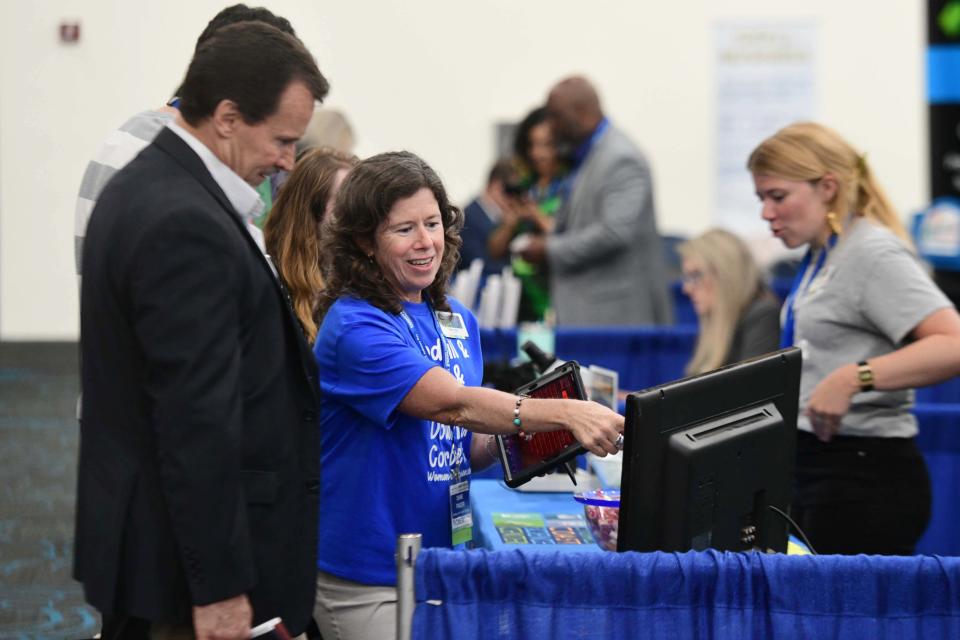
[
  {"xmin": 264, "ymin": 147, "xmax": 357, "ymax": 343},
  {"xmin": 317, "ymin": 151, "xmax": 464, "ymax": 318}
]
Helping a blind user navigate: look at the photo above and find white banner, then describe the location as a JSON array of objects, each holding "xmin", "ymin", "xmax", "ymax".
[{"xmin": 714, "ymin": 22, "xmax": 818, "ymax": 237}]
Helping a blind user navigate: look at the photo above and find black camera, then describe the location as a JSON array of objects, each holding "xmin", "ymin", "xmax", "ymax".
[{"xmin": 502, "ymin": 180, "xmax": 527, "ymax": 198}]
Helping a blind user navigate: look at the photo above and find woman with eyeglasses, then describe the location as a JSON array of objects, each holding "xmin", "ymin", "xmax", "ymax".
[
  {"xmin": 749, "ymin": 122, "xmax": 960, "ymax": 555},
  {"xmin": 678, "ymin": 229, "xmax": 780, "ymax": 375}
]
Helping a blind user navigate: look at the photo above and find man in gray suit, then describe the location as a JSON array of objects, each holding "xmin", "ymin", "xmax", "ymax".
[{"xmin": 519, "ymin": 76, "xmax": 672, "ymax": 326}]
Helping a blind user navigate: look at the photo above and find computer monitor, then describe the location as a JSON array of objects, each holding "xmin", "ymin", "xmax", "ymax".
[{"xmin": 617, "ymin": 347, "xmax": 801, "ymax": 553}]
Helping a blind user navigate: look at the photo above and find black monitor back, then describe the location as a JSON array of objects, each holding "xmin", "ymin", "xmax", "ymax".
[{"xmin": 617, "ymin": 348, "xmax": 801, "ymax": 553}]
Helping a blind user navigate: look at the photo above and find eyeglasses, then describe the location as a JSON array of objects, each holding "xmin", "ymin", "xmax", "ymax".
[{"xmin": 681, "ymin": 270, "xmax": 706, "ymax": 286}]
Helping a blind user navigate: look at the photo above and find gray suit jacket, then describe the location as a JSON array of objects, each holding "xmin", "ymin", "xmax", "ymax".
[{"xmin": 547, "ymin": 124, "xmax": 672, "ymax": 326}]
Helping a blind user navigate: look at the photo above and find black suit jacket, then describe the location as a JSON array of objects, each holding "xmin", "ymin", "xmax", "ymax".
[{"xmin": 76, "ymin": 128, "xmax": 321, "ymax": 633}]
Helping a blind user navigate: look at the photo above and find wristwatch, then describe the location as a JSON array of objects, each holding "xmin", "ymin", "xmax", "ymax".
[{"xmin": 856, "ymin": 360, "xmax": 874, "ymax": 392}]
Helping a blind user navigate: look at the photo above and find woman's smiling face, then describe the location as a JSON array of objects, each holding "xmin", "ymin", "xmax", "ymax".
[{"xmin": 372, "ymin": 187, "xmax": 444, "ymax": 303}]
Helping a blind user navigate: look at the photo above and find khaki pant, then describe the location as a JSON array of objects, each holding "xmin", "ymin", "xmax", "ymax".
[{"xmin": 313, "ymin": 570, "xmax": 397, "ymax": 640}]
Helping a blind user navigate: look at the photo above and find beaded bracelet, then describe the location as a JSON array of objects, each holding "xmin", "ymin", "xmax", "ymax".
[{"xmin": 513, "ymin": 394, "xmax": 532, "ymax": 440}]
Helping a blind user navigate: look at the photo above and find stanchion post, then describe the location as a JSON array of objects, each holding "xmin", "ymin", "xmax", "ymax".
[{"xmin": 396, "ymin": 532, "xmax": 422, "ymax": 640}]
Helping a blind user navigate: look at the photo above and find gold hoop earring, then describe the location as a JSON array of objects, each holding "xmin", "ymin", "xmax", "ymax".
[{"xmin": 826, "ymin": 211, "xmax": 842, "ymax": 236}]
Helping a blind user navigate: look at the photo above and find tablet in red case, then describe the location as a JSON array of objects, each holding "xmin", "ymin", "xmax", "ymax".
[{"xmin": 495, "ymin": 361, "xmax": 587, "ymax": 488}]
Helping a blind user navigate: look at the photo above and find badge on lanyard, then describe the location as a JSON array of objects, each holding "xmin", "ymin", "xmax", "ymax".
[
  {"xmin": 435, "ymin": 311, "xmax": 469, "ymax": 340},
  {"xmin": 449, "ymin": 479, "xmax": 473, "ymax": 546}
]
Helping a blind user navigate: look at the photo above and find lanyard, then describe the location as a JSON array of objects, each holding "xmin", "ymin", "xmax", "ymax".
[
  {"xmin": 556, "ymin": 119, "xmax": 610, "ymax": 227},
  {"xmin": 780, "ymin": 234, "xmax": 837, "ymax": 348},
  {"xmin": 571, "ymin": 117, "xmax": 609, "ymax": 168},
  {"xmin": 398, "ymin": 305, "xmax": 462, "ymax": 479},
  {"xmin": 398, "ymin": 306, "xmax": 451, "ymax": 373}
]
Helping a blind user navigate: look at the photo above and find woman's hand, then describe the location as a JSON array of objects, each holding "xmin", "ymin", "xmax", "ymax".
[
  {"xmin": 514, "ymin": 199, "xmax": 555, "ymax": 234},
  {"xmin": 487, "ymin": 202, "xmax": 522, "ymax": 259},
  {"xmin": 500, "ymin": 199, "xmax": 522, "ymax": 228},
  {"xmin": 562, "ymin": 400, "xmax": 624, "ymax": 457},
  {"xmin": 805, "ymin": 363, "xmax": 858, "ymax": 442},
  {"xmin": 513, "ymin": 199, "xmax": 541, "ymax": 222}
]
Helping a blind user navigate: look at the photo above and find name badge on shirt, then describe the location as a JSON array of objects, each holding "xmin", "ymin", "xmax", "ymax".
[
  {"xmin": 449, "ymin": 480, "xmax": 473, "ymax": 546},
  {"xmin": 436, "ymin": 311, "xmax": 469, "ymax": 339}
]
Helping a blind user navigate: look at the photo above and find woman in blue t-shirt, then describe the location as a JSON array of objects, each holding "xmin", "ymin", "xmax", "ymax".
[{"xmin": 311, "ymin": 151, "xmax": 624, "ymax": 639}]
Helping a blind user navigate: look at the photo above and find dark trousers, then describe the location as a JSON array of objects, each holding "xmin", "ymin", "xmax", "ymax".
[
  {"xmin": 792, "ymin": 430, "xmax": 931, "ymax": 555},
  {"xmin": 99, "ymin": 616, "xmax": 194, "ymax": 640},
  {"xmin": 101, "ymin": 615, "xmax": 322, "ymax": 640}
]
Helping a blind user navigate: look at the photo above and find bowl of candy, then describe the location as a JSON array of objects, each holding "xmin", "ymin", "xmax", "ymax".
[{"xmin": 573, "ymin": 489, "xmax": 620, "ymax": 551}]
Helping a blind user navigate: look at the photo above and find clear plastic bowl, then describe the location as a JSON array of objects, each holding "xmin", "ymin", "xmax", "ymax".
[{"xmin": 573, "ymin": 489, "xmax": 621, "ymax": 551}]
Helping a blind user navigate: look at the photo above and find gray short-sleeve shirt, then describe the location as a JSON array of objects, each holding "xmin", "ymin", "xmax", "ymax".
[{"xmin": 792, "ymin": 218, "xmax": 952, "ymax": 438}]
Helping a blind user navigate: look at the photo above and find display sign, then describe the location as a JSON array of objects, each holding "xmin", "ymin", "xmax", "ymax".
[{"xmin": 492, "ymin": 512, "xmax": 594, "ymax": 546}]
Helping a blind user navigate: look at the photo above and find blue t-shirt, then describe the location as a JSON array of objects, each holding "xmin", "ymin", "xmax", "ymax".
[{"xmin": 314, "ymin": 296, "xmax": 484, "ymax": 585}]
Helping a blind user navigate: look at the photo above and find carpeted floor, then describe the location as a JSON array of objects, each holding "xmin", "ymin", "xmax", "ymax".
[{"xmin": 0, "ymin": 342, "xmax": 99, "ymax": 639}]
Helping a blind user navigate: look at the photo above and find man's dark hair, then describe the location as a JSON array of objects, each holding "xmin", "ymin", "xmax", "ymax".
[
  {"xmin": 178, "ymin": 21, "xmax": 329, "ymax": 126},
  {"xmin": 487, "ymin": 158, "xmax": 516, "ymax": 186},
  {"xmin": 195, "ymin": 4, "xmax": 295, "ymax": 49}
]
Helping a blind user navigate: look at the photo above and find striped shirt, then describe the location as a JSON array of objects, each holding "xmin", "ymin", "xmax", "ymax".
[{"xmin": 75, "ymin": 109, "xmax": 174, "ymax": 277}]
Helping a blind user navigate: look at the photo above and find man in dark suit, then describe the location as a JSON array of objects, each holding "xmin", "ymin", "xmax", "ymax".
[{"xmin": 76, "ymin": 22, "xmax": 328, "ymax": 639}]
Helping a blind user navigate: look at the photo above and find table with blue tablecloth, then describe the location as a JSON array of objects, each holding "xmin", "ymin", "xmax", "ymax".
[{"xmin": 477, "ymin": 326, "xmax": 960, "ymax": 555}]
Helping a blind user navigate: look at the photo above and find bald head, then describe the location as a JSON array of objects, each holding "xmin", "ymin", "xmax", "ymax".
[{"xmin": 546, "ymin": 76, "xmax": 604, "ymax": 145}]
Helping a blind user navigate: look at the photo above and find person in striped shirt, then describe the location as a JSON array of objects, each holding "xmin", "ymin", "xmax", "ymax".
[{"xmin": 73, "ymin": 4, "xmax": 297, "ymax": 289}]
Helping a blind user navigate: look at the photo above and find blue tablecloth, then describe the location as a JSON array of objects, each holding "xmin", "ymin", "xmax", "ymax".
[
  {"xmin": 915, "ymin": 403, "xmax": 960, "ymax": 555},
  {"xmin": 413, "ymin": 548, "xmax": 960, "ymax": 640}
]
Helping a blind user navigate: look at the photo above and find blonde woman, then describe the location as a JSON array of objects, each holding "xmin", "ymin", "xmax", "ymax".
[
  {"xmin": 748, "ymin": 122, "xmax": 960, "ymax": 554},
  {"xmin": 264, "ymin": 147, "xmax": 357, "ymax": 343},
  {"xmin": 678, "ymin": 229, "xmax": 780, "ymax": 375}
]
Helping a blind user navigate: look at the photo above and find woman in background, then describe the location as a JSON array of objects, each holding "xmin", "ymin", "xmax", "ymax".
[
  {"xmin": 489, "ymin": 106, "xmax": 568, "ymax": 321},
  {"xmin": 264, "ymin": 147, "xmax": 357, "ymax": 343},
  {"xmin": 748, "ymin": 121, "xmax": 960, "ymax": 554},
  {"xmin": 678, "ymin": 228, "xmax": 780, "ymax": 375},
  {"xmin": 312, "ymin": 151, "xmax": 622, "ymax": 639}
]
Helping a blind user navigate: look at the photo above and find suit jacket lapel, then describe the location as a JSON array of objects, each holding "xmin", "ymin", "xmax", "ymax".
[
  {"xmin": 152, "ymin": 128, "xmax": 319, "ymax": 384},
  {"xmin": 558, "ymin": 132, "xmax": 603, "ymax": 232},
  {"xmin": 153, "ymin": 128, "xmax": 239, "ymax": 227}
]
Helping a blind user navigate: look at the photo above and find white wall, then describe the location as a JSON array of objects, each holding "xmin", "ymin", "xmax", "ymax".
[{"xmin": 0, "ymin": 0, "xmax": 925, "ymax": 339}]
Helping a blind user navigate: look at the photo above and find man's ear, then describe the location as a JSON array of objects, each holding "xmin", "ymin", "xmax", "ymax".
[{"xmin": 211, "ymin": 99, "xmax": 242, "ymax": 138}]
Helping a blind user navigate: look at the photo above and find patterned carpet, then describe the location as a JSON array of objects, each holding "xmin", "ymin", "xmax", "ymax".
[{"xmin": 0, "ymin": 342, "xmax": 99, "ymax": 639}]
